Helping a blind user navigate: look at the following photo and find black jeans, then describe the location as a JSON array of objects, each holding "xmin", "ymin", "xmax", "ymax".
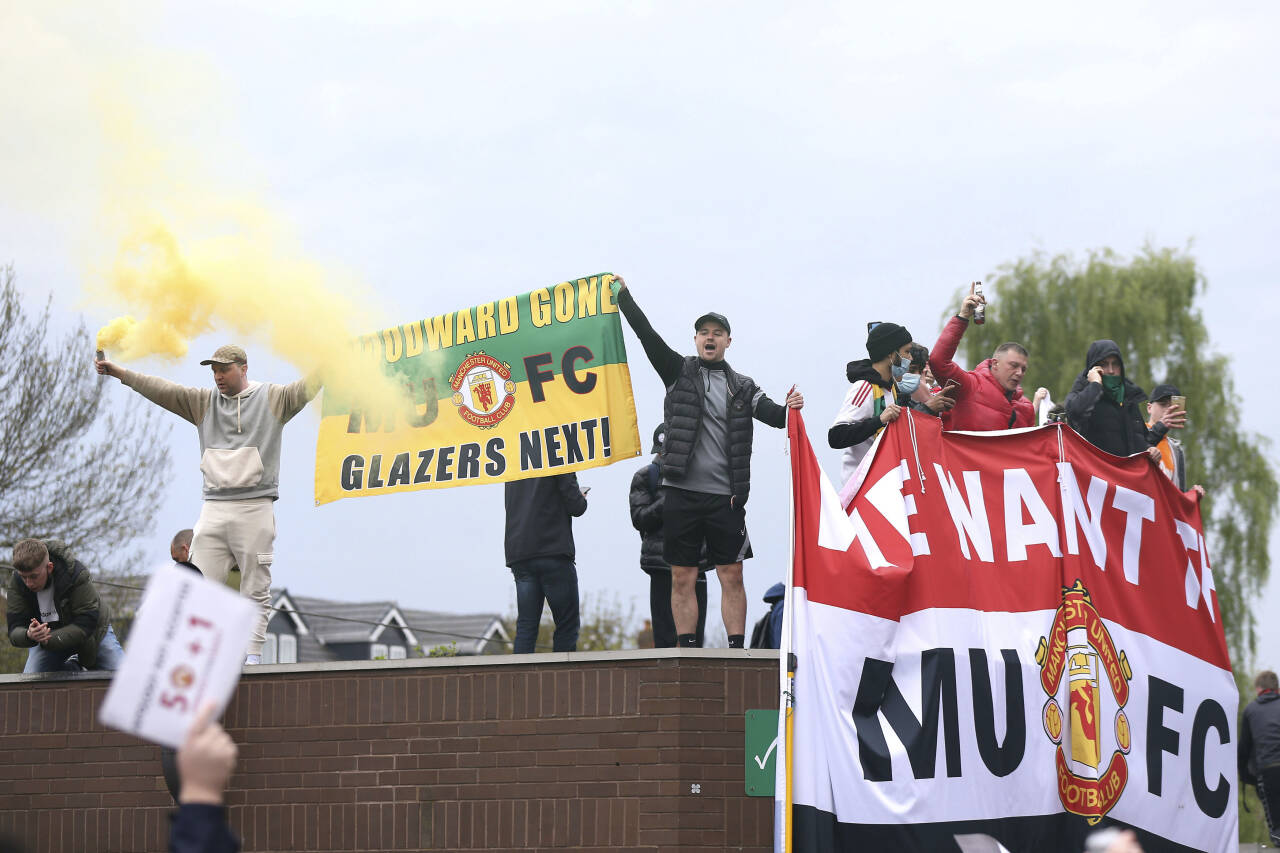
[{"xmin": 510, "ymin": 557, "xmax": 580, "ymax": 653}]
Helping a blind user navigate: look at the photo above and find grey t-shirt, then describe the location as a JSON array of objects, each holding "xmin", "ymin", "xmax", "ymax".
[{"xmin": 664, "ymin": 365, "xmax": 765, "ymax": 496}]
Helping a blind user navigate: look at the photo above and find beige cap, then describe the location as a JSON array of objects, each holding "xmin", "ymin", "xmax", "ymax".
[{"xmin": 199, "ymin": 344, "xmax": 247, "ymax": 366}]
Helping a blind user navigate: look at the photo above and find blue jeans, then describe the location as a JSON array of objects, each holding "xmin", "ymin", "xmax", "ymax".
[
  {"xmin": 24, "ymin": 625, "xmax": 125, "ymax": 673},
  {"xmin": 510, "ymin": 557, "xmax": 580, "ymax": 653}
]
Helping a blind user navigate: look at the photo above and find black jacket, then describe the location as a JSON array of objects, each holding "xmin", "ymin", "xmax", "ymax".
[
  {"xmin": 629, "ymin": 460, "xmax": 668, "ymax": 574},
  {"xmin": 618, "ymin": 288, "xmax": 786, "ymax": 507},
  {"xmin": 6, "ymin": 541, "xmax": 112, "ymax": 667},
  {"xmin": 1240, "ymin": 691, "xmax": 1280, "ymax": 784},
  {"xmin": 169, "ymin": 804, "xmax": 240, "ymax": 853},
  {"xmin": 504, "ymin": 473, "xmax": 588, "ymax": 565},
  {"xmin": 1063, "ymin": 340, "xmax": 1168, "ymax": 457}
]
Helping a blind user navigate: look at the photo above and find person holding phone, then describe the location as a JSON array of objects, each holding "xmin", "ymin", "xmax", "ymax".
[
  {"xmin": 1064, "ymin": 341, "xmax": 1183, "ymax": 459},
  {"xmin": 1145, "ymin": 384, "xmax": 1204, "ymax": 495},
  {"xmin": 503, "ymin": 473, "xmax": 589, "ymax": 653},
  {"xmin": 929, "ymin": 283, "xmax": 1038, "ymax": 432}
]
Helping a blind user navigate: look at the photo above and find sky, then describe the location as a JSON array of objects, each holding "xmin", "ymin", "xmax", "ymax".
[{"xmin": 2, "ymin": 2, "xmax": 1277, "ymax": 661}]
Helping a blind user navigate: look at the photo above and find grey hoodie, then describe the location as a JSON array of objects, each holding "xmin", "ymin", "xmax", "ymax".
[{"xmin": 121, "ymin": 369, "xmax": 318, "ymax": 500}]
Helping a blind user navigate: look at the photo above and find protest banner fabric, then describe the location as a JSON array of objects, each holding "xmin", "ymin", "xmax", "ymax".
[
  {"xmin": 779, "ymin": 411, "xmax": 1236, "ymax": 853},
  {"xmin": 314, "ymin": 274, "xmax": 641, "ymax": 504}
]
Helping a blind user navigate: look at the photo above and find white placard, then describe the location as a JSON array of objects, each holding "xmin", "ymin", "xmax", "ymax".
[{"xmin": 98, "ymin": 563, "xmax": 257, "ymax": 748}]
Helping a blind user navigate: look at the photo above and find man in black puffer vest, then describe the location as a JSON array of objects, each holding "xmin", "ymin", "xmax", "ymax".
[{"xmin": 616, "ymin": 277, "xmax": 803, "ymax": 649}]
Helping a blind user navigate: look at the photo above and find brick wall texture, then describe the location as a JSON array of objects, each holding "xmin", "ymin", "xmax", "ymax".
[{"xmin": 0, "ymin": 653, "xmax": 780, "ymax": 852}]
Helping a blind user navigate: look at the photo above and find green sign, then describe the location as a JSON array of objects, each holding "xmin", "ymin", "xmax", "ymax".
[{"xmin": 745, "ymin": 709, "xmax": 780, "ymax": 796}]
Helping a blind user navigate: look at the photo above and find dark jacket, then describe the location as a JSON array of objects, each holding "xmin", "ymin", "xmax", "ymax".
[
  {"xmin": 618, "ymin": 289, "xmax": 787, "ymax": 508},
  {"xmin": 6, "ymin": 541, "xmax": 112, "ymax": 668},
  {"xmin": 929, "ymin": 315, "xmax": 1034, "ymax": 431},
  {"xmin": 629, "ymin": 460, "xmax": 668, "ymax": 574},
  {"xmin": 630, "ymin": 459, "xmax": 713, "ymax": 576},
  {"xmin": 169, "ymin": 804, "xmax": 240, "ymax": 853},
  {"xmin": 1240, "ymin": 691, "xmax": 1280, "ymax": 784},
  {"xmin": 749, "ymin": 582, "xmax": 786, "ymax": 650},
  {"xmin": 504, "ymin": 473, "xmax": 588, "ymax": 566},
  {"xmin": 1063, "ymin": 340, "xmax": 1168, "ymax": 457}
]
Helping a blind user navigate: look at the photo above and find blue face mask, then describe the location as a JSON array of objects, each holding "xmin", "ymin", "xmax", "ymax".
[
  {"xmin": 891, "ymin": 354, "xmax": 911, "ymax": 379},
  {"xmin": 897, "ymin": 373, "xmax": 921, "ymax": 395}
]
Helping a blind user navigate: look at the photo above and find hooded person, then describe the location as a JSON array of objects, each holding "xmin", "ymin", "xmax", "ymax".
[
  {"xmin": 829, "ymin": 321, "xmax": 914, "ymax": 487},
  {"xmin": 1063, "ymin": 340, "xmax": 1178, "ymax": 457}
]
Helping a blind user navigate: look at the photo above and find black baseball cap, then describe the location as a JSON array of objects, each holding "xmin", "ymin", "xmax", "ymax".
[
  {"xmin": 651, "ymin": 423, "xmax": 665, "ymax": 453},
  {"xmin": 1150, "ymin": 383, "xmax": 1181, "ymax": 403},
  {"xmin": 694, "ymin": 312, "xmax": 731, "ymax": 334}
]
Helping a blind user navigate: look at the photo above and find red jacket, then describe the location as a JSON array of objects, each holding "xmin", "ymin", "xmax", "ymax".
[{"xmin": 929, "ymin": 315, "xmax": 1034, "ymax": 431}]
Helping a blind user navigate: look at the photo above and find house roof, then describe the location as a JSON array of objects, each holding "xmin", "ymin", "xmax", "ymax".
[
  {"xmin": 400, "ymin": 608, "xmax": 510, "ymax": 655},
  {"xmin": 272, "ymin": 591, "xmax": 507, "ymax": 655},
  {"xmin": 283, "ymin": 594, "xmax": 398, "ymax": 644}
]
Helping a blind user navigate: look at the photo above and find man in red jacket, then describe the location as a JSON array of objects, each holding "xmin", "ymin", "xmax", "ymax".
[{"xmin": 929, "ymin": 284, "xmax": 1040, "ymax": 431}]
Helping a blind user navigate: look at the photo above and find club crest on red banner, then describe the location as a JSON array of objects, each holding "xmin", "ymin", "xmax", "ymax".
[{"xmin": 1036, "ymin": 579, "xmax": 1133, "ymax": 824}]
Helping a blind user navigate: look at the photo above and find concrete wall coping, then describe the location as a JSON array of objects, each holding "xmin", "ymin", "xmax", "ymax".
[{"xmin": 0, "ymin": 646, "xmax": 781, "ymax": 686}]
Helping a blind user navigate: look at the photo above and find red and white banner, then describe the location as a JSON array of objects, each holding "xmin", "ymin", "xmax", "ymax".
[{"xmin": 778, "ymin": 411, "xmax": 1237, "ymax": 853}]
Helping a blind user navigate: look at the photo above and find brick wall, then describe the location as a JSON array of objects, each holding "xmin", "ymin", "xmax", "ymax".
[{"xmin": 0, "ymin": 650, "xmax": 780, "ymax": 852}]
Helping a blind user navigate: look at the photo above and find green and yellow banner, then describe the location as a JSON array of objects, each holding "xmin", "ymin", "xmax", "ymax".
[{"xmin": 314, "ymin": 273, "xmax": 641, "ymax": 505}]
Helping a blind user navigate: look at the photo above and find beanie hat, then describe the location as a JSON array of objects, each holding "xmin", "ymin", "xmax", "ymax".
[{"xmin": 866, "ymin": 322, "xmax": 912, "ymax": 362}]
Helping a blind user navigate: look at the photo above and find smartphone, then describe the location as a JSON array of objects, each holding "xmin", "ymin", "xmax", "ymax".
[
  {"xmin": 940, "ymin": 379, "xmax": 961, "ymax": 398},
  {"xmin": 1170, "ymin": 395, "xmax": 1186, "ymax": 410}
]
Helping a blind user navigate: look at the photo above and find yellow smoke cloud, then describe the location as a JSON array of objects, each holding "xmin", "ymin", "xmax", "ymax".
[{"xmin": 0, "ymin": 7, "xmax": 419, "ymax": 413}]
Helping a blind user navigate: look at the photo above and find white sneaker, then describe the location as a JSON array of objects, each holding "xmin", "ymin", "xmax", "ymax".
[{"xmin": 244, "ymin": 654, "xmax": 261, "ymax": 665}]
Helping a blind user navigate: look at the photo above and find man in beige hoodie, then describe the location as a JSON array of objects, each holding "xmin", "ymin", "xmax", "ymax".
[{"xmin": 97, "ymin": 345, "xmax": 320, "ymax": 664}]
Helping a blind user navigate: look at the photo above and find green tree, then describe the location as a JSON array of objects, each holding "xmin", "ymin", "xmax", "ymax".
[
  {"xmin": 501, "ymin": 590, "xmax": 639, "ymax": 652},
  {"xmin": 949, "ymin": 246, "xmax": 1277, "ymax": 668}
]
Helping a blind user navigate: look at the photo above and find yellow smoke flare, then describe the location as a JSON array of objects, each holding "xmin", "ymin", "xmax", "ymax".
[{"xmin": 94, "ymin": 218, "xmax": 409, "ymax": 411}]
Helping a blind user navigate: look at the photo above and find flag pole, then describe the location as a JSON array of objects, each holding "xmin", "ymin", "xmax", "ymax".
[{"xmin": 781, "ymin": 409, "xmax": 799, "ymax": 852}]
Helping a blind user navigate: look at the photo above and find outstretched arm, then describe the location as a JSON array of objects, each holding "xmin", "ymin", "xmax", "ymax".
[
  {"xmin": 97, "ymin": 357, "xmax": 210, "ymax": 425},
  {"xmin": 269, "ymin": 372, "xmax": 323, "ymax": 424},
  {"xmin": 613, "ymin": 278, "xmax": 684, "ymax": 387}
]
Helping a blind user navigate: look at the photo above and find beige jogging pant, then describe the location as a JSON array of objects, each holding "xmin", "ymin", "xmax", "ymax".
[{"xmin": 190, "ymin": 497, "xmax": 275, "ymax": 656}]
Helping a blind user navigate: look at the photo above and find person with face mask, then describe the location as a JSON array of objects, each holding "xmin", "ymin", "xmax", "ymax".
[
  {"xmin": 829, "ymin": 321, "xmax": 916, "ymax": 488},
  {"xmin": 928, "ymin": 283, "xmax": 1037, "ymax": 432},
  {"xmin": 1063, "ymin": 340, "xmax": 1184, "ymax": 457},
  {"xmin": 897, "ymin": 344, "xmax": 956, "ymax": 418}
]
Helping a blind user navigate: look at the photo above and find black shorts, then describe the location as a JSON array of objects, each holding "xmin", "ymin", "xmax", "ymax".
[{"xmin": 662, "ymin": 486, "xmax": 753, "ymax": 567}]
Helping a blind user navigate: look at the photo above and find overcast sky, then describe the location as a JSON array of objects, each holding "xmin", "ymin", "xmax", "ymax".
[{"xmin": 2, "ymin": 2, "xmax": 1277, "ymax": 660}]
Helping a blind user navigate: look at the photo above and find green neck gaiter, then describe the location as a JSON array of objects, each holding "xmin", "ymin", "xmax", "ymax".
[{"xmin": 1101, "ymin": 373, "xmax": 1124, "ymax": 405}]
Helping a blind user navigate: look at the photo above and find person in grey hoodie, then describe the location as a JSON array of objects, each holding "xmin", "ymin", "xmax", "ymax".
[{"xmin": 96, "ymin": 344, "xmax": 320, "ymax": 664}]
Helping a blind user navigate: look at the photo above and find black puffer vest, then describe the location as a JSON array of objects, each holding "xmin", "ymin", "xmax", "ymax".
[{"xmin": 661, "ymin": 357, "xmax": 760, "ymax": 507}]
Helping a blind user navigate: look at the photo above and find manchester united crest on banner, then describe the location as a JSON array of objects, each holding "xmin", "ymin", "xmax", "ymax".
[
  {"xmin": 449, "ymin": 352, "xmax": 516, "ymax": 428},
  {"xmin": 1036, "ymin": 579, "xmax": 1133, "ymax": 825}
]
